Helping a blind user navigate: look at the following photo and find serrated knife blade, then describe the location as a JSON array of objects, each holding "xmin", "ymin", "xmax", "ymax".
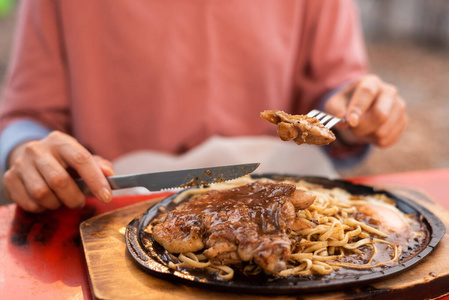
[{"xmin": 76, "ymin": 162, "xmax": 260, "ymax": 194}]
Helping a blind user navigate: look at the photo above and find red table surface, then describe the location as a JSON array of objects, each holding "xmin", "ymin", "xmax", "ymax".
[{"xmin": 1, "ymin": 168, "xmax": 448, "ymax": 300}]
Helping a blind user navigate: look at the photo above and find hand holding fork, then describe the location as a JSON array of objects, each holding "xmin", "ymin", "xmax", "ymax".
[{"xmin": 320, "ymin": 74, "xmax": 408, "ymax": 148}]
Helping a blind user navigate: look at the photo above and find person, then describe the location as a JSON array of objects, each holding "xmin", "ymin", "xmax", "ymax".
[{"xmin": 0, "ymin": 0, "xmax": 407, "ymax": 213}]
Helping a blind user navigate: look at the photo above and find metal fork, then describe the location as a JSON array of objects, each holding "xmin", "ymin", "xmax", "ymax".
[{"xmin": 307, "ymin": 109, "xmax": 343, "ymax": 129}]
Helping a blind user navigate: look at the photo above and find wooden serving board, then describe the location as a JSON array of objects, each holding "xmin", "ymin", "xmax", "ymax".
[{"xmin": 80, "ymin": 188, "xmax": 449, "ymax": 300}]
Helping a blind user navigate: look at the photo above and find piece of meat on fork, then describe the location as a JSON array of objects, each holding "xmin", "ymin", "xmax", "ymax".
[{"xmin": 260, "ymin": 110, "xmax": 337, "ymax": 146}]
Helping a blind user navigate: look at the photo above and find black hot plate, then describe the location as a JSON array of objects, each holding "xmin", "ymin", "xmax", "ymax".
[{"xmin": 125, "ymin": 175, "xmax": 445, "ymax": 294}]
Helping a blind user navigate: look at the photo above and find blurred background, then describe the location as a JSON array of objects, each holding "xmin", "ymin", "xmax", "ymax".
[
  {"xmin": 0, "ymin": 0, "xmax": 447, "ymax": 187},
  {"xmin": 349, "ymin": 0, "xmax": 449, "ymax": 176}
]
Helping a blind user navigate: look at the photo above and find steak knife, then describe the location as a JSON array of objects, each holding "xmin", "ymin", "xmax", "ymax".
[{"xmin": 76, "ymin": 162, "xmax": 259, "ymax": 194}]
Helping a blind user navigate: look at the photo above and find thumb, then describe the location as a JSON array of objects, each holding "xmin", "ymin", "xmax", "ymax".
[{"xmin": 346, "ymin": 75, "xmax": 382, "ymax": 127}]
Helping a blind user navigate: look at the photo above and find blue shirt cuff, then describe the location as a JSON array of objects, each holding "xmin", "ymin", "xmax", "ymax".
[{"xmin": 0, "ymin": 119, "xmax": 52, "ymax": 172}]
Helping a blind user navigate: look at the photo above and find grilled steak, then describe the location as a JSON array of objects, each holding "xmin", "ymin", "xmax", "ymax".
[{"xmin": 151, "ymin": 182, "xmax": 316, "ymax": 274}]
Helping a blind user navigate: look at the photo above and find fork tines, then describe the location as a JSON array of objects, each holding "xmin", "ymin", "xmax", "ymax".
[{"xmin": 307, "ymin": 110, "xmax": 342, "ymax": 129}]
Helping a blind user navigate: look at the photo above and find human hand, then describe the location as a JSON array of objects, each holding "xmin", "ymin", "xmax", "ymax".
[
  {"xmin": 3, "ymin": 131, "xmax": 114, "ymax": 212},
  {"xmin": 324, "ymin": 74, "xmax": 408, "ymax": 147}
]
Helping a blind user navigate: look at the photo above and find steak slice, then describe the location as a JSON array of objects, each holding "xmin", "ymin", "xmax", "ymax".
[{"xmin": 261, "ymin": 110, "xmax": 336, "ymax": 146}]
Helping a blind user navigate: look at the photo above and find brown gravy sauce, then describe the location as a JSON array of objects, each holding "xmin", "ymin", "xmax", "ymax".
[{"xmin": 170, "ymin": 182, "xmax": 296, "ymax": 235}]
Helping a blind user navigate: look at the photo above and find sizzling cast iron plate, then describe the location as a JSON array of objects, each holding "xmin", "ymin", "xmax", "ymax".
[{"xmin": 125, "ymin": 175, "xmax": 445, "ymax": 294}]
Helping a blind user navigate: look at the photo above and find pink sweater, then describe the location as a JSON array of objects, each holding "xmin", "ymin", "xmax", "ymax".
[{"xmin": 0, "ymin": 0, "xmax": 367, "ymax": 161}]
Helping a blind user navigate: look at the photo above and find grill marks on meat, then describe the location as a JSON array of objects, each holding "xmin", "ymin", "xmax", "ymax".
[
  {"xmin": 151, "ymin": 182, "xmax": 316, "ymax": 274},
  {"xmin": 260, "ymin": 110, "xmax": 336, "ymax": 146}
]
